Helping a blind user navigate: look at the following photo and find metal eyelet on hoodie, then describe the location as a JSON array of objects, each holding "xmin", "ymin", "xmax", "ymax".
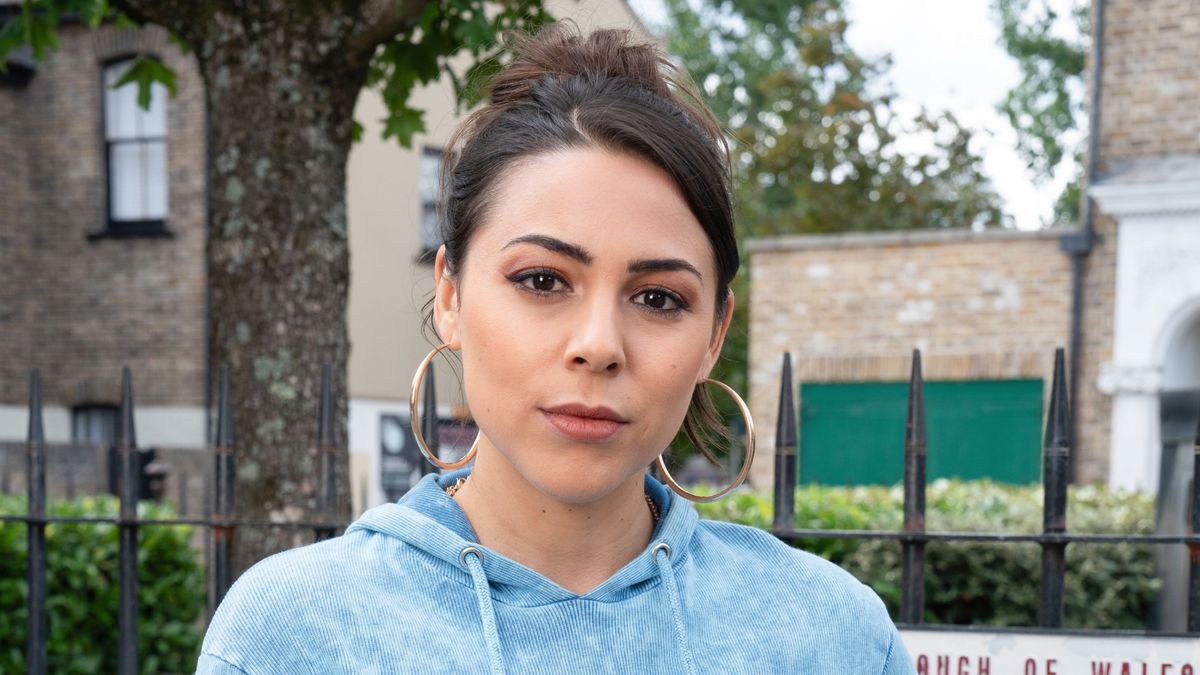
[
  {"xmin": 459, "ymin": 545, "xmax": 484, "ymax": 568},
  {"xmin": 651, "ymin": 542, "xmax": 672, "ymax": 561}
]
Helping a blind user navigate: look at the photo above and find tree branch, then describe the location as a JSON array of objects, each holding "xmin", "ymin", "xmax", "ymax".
[
  {"xmin": 109, "ymin": 0, "xmax": 219, "ymax": 46},
  {"xmin": 347, "ymin": 0, "xmax": 430, "ymax": 61}
]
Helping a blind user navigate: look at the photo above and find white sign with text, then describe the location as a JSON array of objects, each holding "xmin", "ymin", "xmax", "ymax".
[{"xmin": 900, "ymin": 629, "xmax": 1200, "ymax": 675}]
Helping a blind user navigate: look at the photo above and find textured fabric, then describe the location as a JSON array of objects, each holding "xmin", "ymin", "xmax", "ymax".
[{"xmin": 197, "ymin": 471, "xmax": 914, "ymax": 674}]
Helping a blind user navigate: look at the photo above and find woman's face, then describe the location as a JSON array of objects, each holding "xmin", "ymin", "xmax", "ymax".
[{"xmin": 434, "ymin": 147, "xmax": 733, "ymax": 504}]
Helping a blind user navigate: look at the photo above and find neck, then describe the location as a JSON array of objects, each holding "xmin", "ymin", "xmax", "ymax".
[{"xmin": 450, "ymin": 449, "xmax": 656, "ymax": 595}]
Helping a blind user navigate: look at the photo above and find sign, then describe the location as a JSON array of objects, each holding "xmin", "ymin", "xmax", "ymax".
[
  {"xmin": 379, "ymin": 414, "xmax": 423, "ymax": 502},
  {"xmin": 901, "ymin": 629, "xmax": 1200, "ymax": 674}
]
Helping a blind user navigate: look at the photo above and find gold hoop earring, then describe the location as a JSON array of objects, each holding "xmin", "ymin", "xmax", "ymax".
[
  {"xmin": 655, "ymin": 378, "xmax": 755, "ymax": 503},
  {"xmin": 410, "ymin": 343, "xmax": 479, "ymax": 471}
]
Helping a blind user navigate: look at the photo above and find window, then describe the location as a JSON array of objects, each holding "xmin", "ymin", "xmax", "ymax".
[
  {"xmin": 72, "ymin": 404, "xmax": 118, "ymax": 445},
  {"xmin": 102, "ymin": 57, "xmax": 169, "ymax": 236},
  {"xmin": 418, "ymin": 147, "xmax": 443, "ymax": 263}
]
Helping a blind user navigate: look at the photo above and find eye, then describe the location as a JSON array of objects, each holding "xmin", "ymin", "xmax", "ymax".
[
  {"xmin": 633, "ymin": 288, "xmax": 687, "ymax": 314},
  {"xmin": 511, "ymin": 268, "xmax": 569, "ymax": 294}
]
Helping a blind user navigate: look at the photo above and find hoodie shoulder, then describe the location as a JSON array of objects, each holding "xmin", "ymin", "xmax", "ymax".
[
  {"xmin": 198, "ymin": 533, "xmax": 367, "ymax": 672},
  {"xmin": 691, "ymin": 519, "xmax": 910, "ymax": 673},
  {"xmin": 199, "ymin": 529, "xmax": 440, "ymax": 674}
]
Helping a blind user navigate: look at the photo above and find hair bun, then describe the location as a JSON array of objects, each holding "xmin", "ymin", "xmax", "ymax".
[{"xmin": 488, "ymin": 22, "xmax": 674, "ymax": 108}]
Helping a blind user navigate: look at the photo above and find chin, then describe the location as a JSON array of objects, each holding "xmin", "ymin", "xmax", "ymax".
[{"xmin": 517, "ymin": 454, "xmax": 648, "ymax": 506}]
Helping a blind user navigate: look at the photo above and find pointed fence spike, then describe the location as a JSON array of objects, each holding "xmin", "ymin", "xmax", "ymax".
[
  {"xmin": 118, "ymin": 366, "xmax": 137, "ymax": 449},
  {"xmin": 216, "ymin": 364, "xmax": 234, "ymax": 448},
  {"xmin": 906, "ymin": 349, "xmax": 927, "ymax": 449},
  {"xmin": 318, "ymin": 362, "xmax": 335, "ymax": 446},
  {"xmin": 901, "ymin": 348, "xmax": 928, "ymax": 624},
  {"xmin": 1044, "ymin": 348, "xmax": 1071, "ymax": 449},
  {"xmin": 772, "ymin": 352, "xmax": 798, "ymax": 532},
  {"xmin": 28, "ymin": 369, "xmax": 44, "ymax": 444},
  {"xmin": 26, "ymin": 367, "xmax": 48, "ymax": 675},
  {"xmin": 775, "ymin": 352, "xmax": 796, "ymax": 448}
]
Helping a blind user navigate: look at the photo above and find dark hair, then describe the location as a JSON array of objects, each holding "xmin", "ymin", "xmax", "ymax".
[{"xmin": 432, "ymin": 21, "xmax": 739, "ymax": 461}]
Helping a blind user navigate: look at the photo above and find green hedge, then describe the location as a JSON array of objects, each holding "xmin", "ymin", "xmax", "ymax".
[
  {"xmin": 0, "ymin": 495, "xmax": 205, "ymax": 674},
  {"xmin": 697, "ymin": 479, "xmax": 1160, "ymax": 629}
]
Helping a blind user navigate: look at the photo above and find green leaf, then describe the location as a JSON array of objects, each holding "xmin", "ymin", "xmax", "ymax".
[
  {"xmin": 382, "ymin": 105, "xmax": 425, "ymax": 147},
  {"xmin": 110, "ymin": 54, "xmax": 177, "ymax": 108},
  {"xmin": 22, "ymin": 3, "xmax": 61, "ymax": 62}
]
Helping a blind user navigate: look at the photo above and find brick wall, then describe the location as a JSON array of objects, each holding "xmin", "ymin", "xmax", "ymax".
[
  {"xmin": 0, "ymin": 22, "xmax": 208, "ymax": 412},
  {"xmin": 746, "ymin": 229, "xmax": 1081, "ymax": 488},
  {"xmin": 0, "ymin": 80, "xmax": 30, "ymax": 405},
  {"xmin": 1098, "ymin": 0, "xmax": 1200, "ymax": 165}
]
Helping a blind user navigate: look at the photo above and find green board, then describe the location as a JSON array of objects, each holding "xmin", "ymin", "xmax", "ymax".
[{"xmin": 798, "ymin": 380, "xmax": 1043, "ymax": 486}]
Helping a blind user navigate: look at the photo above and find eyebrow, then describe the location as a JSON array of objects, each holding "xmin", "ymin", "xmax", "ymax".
[
  {"xmin": 501, "ymin": 233, "xmax": 703, "ymax": 281},
  {"xmin": 627, "ymin": 258, "xmax": 703, "ymax": 281},
  {"xmin": 502, "ymin": 234, "xmax": 592, "ymax": 264}
]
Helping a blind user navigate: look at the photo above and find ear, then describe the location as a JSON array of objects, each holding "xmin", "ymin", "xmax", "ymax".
[
  {"xmin": 433, "ymin": 246, "xmax": 461, "ymax": 348},
  {"xmin": 699, "ymin": 290, "xmax": 735, "ymax": 381}
]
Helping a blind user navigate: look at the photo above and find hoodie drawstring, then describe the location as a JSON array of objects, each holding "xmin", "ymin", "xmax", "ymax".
[
  {"xmin": 461, "ymin": 547, "xmax": 507, "ymax": 675},
  {"xmin": 652, "ymin": 543, "xmax": 697, "ymax": 675}
]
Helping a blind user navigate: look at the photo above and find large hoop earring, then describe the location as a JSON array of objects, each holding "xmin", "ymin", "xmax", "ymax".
[
  {"xmin": 410, "ymin": 343, "xmax": 479, "ymax": 471},
  {"xmin": 655, "ymin": 378, "xmax": 756, "ymax": 503}
]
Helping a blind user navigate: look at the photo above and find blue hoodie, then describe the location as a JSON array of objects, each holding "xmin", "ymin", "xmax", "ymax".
[{"xmin": 197, "ymin": 471, "xmax": 914, "ymax": 674}]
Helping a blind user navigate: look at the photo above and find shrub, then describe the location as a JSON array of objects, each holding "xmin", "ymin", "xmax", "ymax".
[
  {"xmin": 0, "ymin": 495, "xmax": 205, "ymax": 674},
  {"xmin": 696, "ymin": 479, "xmax": 1160, "ymax": 629}
]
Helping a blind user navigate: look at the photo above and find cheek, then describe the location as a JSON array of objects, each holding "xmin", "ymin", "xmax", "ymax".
[{"xmin": 456, "ymin": 294, "xmax": 542, "ymax": 411}]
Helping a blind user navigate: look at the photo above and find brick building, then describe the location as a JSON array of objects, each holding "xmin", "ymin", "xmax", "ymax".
[
  {"xmin": 0, "ymin": 19, "xmax": 209, "ymax": 494},
  {"xmin": 747, "ymin": 0, "xmax": 1200, "ymax": 501}
]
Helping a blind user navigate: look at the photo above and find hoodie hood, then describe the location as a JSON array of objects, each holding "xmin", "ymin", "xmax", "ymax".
[
  {"xmin": 345, "ymin": 469, "xmax": 699, "ymax": 605},
  {"xmin": 345, "ymin": 470, "xmax": 702, "ymax": 675}
]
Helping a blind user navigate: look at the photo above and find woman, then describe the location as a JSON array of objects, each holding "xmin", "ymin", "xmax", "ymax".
[{"xmin": 198, "ymin": 23, "xmax": 913, "ymax": 674}]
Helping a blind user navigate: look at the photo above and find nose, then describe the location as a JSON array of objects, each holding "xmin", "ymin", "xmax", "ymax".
[{"xmin": 565, "ymin": 296, "xmax": 626, "ymax": 375}]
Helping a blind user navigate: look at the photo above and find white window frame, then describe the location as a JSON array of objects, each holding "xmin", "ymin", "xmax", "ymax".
[{"xmin": 102, "ymin": 56, "xmax": 169, "ymax": 235}]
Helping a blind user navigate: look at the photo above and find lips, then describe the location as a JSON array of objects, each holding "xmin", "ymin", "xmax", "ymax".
[{"xmin": 540, "ymin": 403, "xmax": 629, "ymax": 442}]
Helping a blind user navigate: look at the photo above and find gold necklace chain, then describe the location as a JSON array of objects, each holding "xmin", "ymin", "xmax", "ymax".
[{"xmin": 445, "ymin": 477, "xmax": 660, "ymax": 524}]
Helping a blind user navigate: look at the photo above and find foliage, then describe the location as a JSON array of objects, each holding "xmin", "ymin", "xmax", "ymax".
[
  {"xmin": 697, "ymin": 479, "xmax": 1160, "ymax": 629},
  {"xmin": 657, "ymin": 0, "xmax": 1008, "ymax": 426},
  {"xmin": 0, "ymin": 495, "xmax": 205, "ymax": 674},
  {"xmin": 991, "ymin": 0, "xmax": 1089, "ymax": 225},
  {"xmin": 362, "ymin": 0, "xmax": 553, "ymax": 146},
  {"xmin": 0, "ymin": 0, "xmax": 551, "ymax": 148},
  {"xmin": 663, "ymin": 0, "xmax": 1007, "ymax": 239}
]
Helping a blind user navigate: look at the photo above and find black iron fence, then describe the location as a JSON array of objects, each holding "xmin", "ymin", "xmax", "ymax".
[
  {"xmin": 3, "ymin": 347, "xmax": 1199, "ymax": 674},
  {"xmin": 767, "ymin": 347, "xmax": 1200, "ymax": 634},
  {"xmin": 5, "ymin": 364, "xmax": 354, "ymax": 675}
]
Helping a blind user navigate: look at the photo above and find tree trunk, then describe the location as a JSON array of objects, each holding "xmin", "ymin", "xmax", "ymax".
[
  {"xmin": 108, "ymin": 0, "xmax": 425, "ymax": 572},
  {"xmin": 209, "ymin": 31, "xmax": 366, "ymax": 571},
  {"xmin": 191, "ymin": 9, "xmax": 371, "ymax": 572}
]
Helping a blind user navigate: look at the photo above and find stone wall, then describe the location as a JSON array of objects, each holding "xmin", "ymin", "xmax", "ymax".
[
  {"xmin": 0, "ymin": 23, "xmax": 207, "ymax": 413},
  {"xmin": 746, "ymin": 228, "xmax": 1081, "ymax": 489}
]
